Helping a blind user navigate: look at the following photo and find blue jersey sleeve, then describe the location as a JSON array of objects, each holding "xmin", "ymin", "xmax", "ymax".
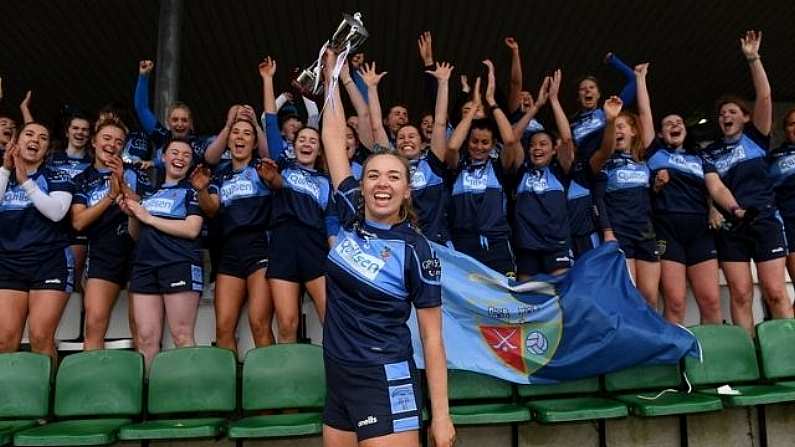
[
  {"xmin": 186, "ymin": 188, "xmax": 202, "ymax": 217},
  {"xmin": 324, "ymin": 188, "xmax": 340, "ymax": 236},
  {"xmin": 590, "ymin": 172, "xmax": 612, "ymax": 231},
  {"xmin": 351, "ymin": 69, "xmax": 369, "ymax": 105},
  {"xmin": 134, "ymin": 74, "xmax": 159, "ymax": 134},
  {"xmin": 71, "ymin": 172, "xmax": 89, "ymax": 205},
  {"xmin": 333, "ymin": 176, "xmax": 361, "ymax": 229},
  {"xmin": 407, "ymin": 238, "xmax": 442, "ymax": 308},
  {"xmin": 264, "ymin": 113, "xmax": 288, "ymax": 162},
  {"xmin": 606, "ymin": 53, "xmax": 636, "ymax": 107}
]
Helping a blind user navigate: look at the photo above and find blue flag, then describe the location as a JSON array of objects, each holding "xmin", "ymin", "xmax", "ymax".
[{"xmin": 410, "ymin": 241, "xmax": 700, "ymax": 384}]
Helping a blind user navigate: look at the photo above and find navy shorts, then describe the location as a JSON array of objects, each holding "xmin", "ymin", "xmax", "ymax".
[
  {"xmin": 715, "ymin": 212, "xmax": 787, "ymax": 262},
  {"xmin": 129, "ymin": 262, "xmax": 203, "ymax": 295},
  {"xmin": 570, "ymin": 232, "xmax": 600, "ymax": 259},
  {"xmin": 0, "ymin": 247, "xmax": 74, "ymax": 292},
  {"xmin": 86, "ymin": 233, "xmax": 134, "ymax": 286},
  {"xmin": 451, "ymin": 235, "xmax": 516, "ymax": 276},
  {"xmin": 654, "ymin": 213, "xmax": 717, "ymax": 266},
  {"xmin": 515, "ymin": 247, "xmax": 572, "ymax": 276},
  {"xmin": 218, "ymin": 230, "xmax": 269, "ymax": 279},
  {"xmin": 267, "ymin": 223, "xmax": 327, "ymax": 283},
  {"xmin": 615, "ymin": 234, "xmax": 660, "ymax": 262},
  {"xmin": 323, "ymin": 356, "xmax": 423, "ymax": 441}
]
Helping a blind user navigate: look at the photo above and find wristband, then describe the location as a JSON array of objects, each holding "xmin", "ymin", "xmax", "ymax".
[
  {"xmin": 488, "ymin": 104, "xmax": 500, "ymax": 114},
  {"xmin": 746, "ymin": 56, "xmax": 760, "ymax": 63}
]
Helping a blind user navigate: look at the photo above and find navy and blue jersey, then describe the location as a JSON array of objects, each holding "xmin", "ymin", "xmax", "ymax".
[
  {"xmin": 409, "ymin": 151, "xmax": 449, "ymax": 244},
  {"xmin": 565, "ymin": 165, "xmax": 596, "ymax": 237},
  {"xmin": 701, "ymin": 125, "xmax": 774, "ymax": 216},
  {"xmin": 134, "ymin": 180, "xmax": 203, "ymax": 267},
  {"xmin": 48, "ymin": 150, "xmax": 91, "ymax": 180},
  {"xmin": 271, "ymin": 163, "xmax": 337, "ymax": 235},
  {"xmin": 512, "ymin": 162, "xmax": 569, "ymax": 251},
  {"xmin": 449, "ymin": 156, "xmax": 510, "ymax": 240},
  {"xmin": 72, "ymin": 164, "xmax": 152, "ymax": 241},
  {"xmin": 122, "ymin": 130, "xmax": 154, "ymax": 163},
  {"xmin": 211, "ymin": 160, "xmax": 272, "ymax": 237},
  {"xmin": 594, "ymin": 152, "xmax": 652, "ymax": 241},
  {"xmin": 324, "ymin": 176, "xmax": 441, "ymax": 365},
  {"xmin": 647, "ymin": 141, "xmax": 709, "ymax": 215},
  {"xmin": 769, "ymin": 143, "xmax": 795, "ymax": 219},
  {"xmin": 0, "ymin": 165, "xmax": 73, "ymax": 255}
]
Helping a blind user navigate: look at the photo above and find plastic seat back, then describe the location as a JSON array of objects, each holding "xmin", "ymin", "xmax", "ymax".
[
  {"xmin": 684, "ymin": 325, "xmax": 759, "ymax": 386},
  {"xmin": 148, "ymin": 347, "xmax": 237, "ymax": 414},
  {"xmin": 604, "ymin": 363, "xmax": 681, "ymax": 393},
  {"xmin": 517, "ymin": 376, "xmax": 599, "ymax": 398},
  {"xmin": 757, "ymin": 320, "xmax": 795, "ymax": 380},
  {"xmin": 54, "ymin": 350, "xmax": 143, "ymax": 417},
  {"xmin": 448, "ymin": 370, "xmax": 513, "ymax": 401},
  {"xmin": 0, "ymin": 353, "xmax": 51, "ymax": 418},
  {"xmin": 242, "ymin": 344, "xmax": 325, "ymax": 410}
]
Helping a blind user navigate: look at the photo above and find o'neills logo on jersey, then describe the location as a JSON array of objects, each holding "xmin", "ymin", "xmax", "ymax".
[
  {"xmin": 462, "ymin": 170, "xmax": 488, "ymax": 191},
  {"xmin": 144, "ymin": 197, "xmax": 175, "ymax": 214},
  {"xmin": 286, "ymin": 172, "xmax": 321, "ymax": 201},
  {"xmin": 221, "ymin": 179, "xmax": 254, "ymax": 201},
  {"xmin": 335, "ymin": 237, "xmax": 385, "ymax": 281}
]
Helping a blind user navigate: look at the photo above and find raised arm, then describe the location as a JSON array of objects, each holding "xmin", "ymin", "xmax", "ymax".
[
  {"xmin": 426, "ymin": 62, "xmax": 454, "ymax": 162},
  {"xmin": 511, "ymin": 76, "xmax": 550, "ymax": 170},
  {"xmin": 321, "ymin": 51, "xmax": 353, "ymax": 189},
  {"xmin": 204, "ymin": 105, "xmax": 239, "ymax": 165},
  {"xmin": 19, "ymin": 91, "xmax": 33, "ymax": 124},
  {"xmin": 359, "ymin": 62, "xmax": 390, "ymax": 148},
  {"xmin": 548, "ymin": 69, "xmax": 572, "ymax": 143},
  {"xmin": 606, "ymin": 53, "xmax": 637, "ymax": 107},
  {"xmin": 482, "ymin": 60, "xmax": 518, "ymax": 170},
  {"xmin": 447, "ymin": 77, "xmax": 480, "ymax": 168},
  {"xmin": 740, "ymin": 30, "xmax": 772, "ymax": 135},
  {"xmin": 259, "ymin": 58, "xmax": 287, "ymax": 162},
  {"xmin": 634, "ymin": 63, "xmax": 655, "ymax": 148},
  {"xmin": 590, "ymin": 96, "xmax": 623, "ymax": 174},
  {"xmin": 134, "ymin": 60, "xmax": 158, "ymax": 134},
  {"xmin": 504, "ymin": 37, "xmax": 523, "ymax": 114},
  {"xmin": 340, "ymin": 62, "xmax": 374, "ymax": 149}
]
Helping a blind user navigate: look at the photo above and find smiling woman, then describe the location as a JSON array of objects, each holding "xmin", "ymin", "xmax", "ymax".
[{"xmin": 0, "ymin": 122, "xmax": 75, "ymax": 362}]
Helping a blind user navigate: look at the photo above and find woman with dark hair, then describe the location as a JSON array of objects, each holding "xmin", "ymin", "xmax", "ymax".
[
  {"xmin": 121, "ymin": 138, "xmax": 204, "ymax": 369},
  {"xmin": 190, "ymin": 117, "xmax": 281, "ymax": 353},
  {"xmin": 0, "ymin": 122, "xmax": 74, "ymax": 360},
  {"xmin": 636, "ymin": 63, "xmax": 745, "ymax": 325},
  {"xmin": 260, "ymin": 57, "xmax": 336, "ymax": 343},
  {"xmin": 321, "ymin": 49, "xmax": 454, "ymax": 447},
  {"xmin": 701, "ymin": 31, "xmax": 792, "ymax": 334},
  {"xmin": 447, "ymin": 60, "xmax": 520, "ymax": 274},
  {"xmin": 359, "ymin": 60, "xmax": 454, "ymax": 244},
  {"xmin": 71, "ymin": 119, "xmax": 151, "ymax": 349}
]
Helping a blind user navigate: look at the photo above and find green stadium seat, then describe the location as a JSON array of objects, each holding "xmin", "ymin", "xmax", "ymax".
[
  {"xmin": 447, "ymin": 370, "xmax": 530, "ymax": 425},
  {"xmin": 756, "ymin": 320, "xmax": 795, "ymax": 384},
  {"xmin": 0, "ymin": 353, "xmax": 51, "ymax": 446},
  {"xmin": 118, "ymin": 347, "xmax": 236, "ymax": 441},
  {"xmin": 228, "ymin": 344, "xmax": 325, "ymax": 439},
  {"xmin": 518, "ymin": 376, "xmax": 627, "ymax": 423},
  {"xmin": 684, "ymin": 325, "xmax": 795, "ymax": 407},
  {"xmin": 605, "ymin": 363, "xmax": 722, "ymax": 416},
  {"xmin": 14, "ymin": 350, "xmax": 143, "ymax": 446}
]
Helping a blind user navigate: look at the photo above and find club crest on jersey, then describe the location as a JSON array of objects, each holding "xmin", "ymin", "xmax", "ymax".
[
  {"xmin": 462, "ymin": 169, "xmax": 488, "ymax": 191},
  {"xmin": 410, "ymin": 167, "xmax": 427, "ymax": 189},
  {"xmin": 380, "ymin": 246, "xmax": 392, "ymax": 261},
  {"xmin": 525, "ymin": 174, "xmax": 548, "ymax": 193},
  {"xmin": 335, "ymin": 237, "xmax": 386, "ymax": 281}
]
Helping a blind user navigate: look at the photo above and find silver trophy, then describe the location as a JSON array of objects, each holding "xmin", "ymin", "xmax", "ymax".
[{"xmin": 296, "ymin": 12, "xmax": 369, "ymax": 95}]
